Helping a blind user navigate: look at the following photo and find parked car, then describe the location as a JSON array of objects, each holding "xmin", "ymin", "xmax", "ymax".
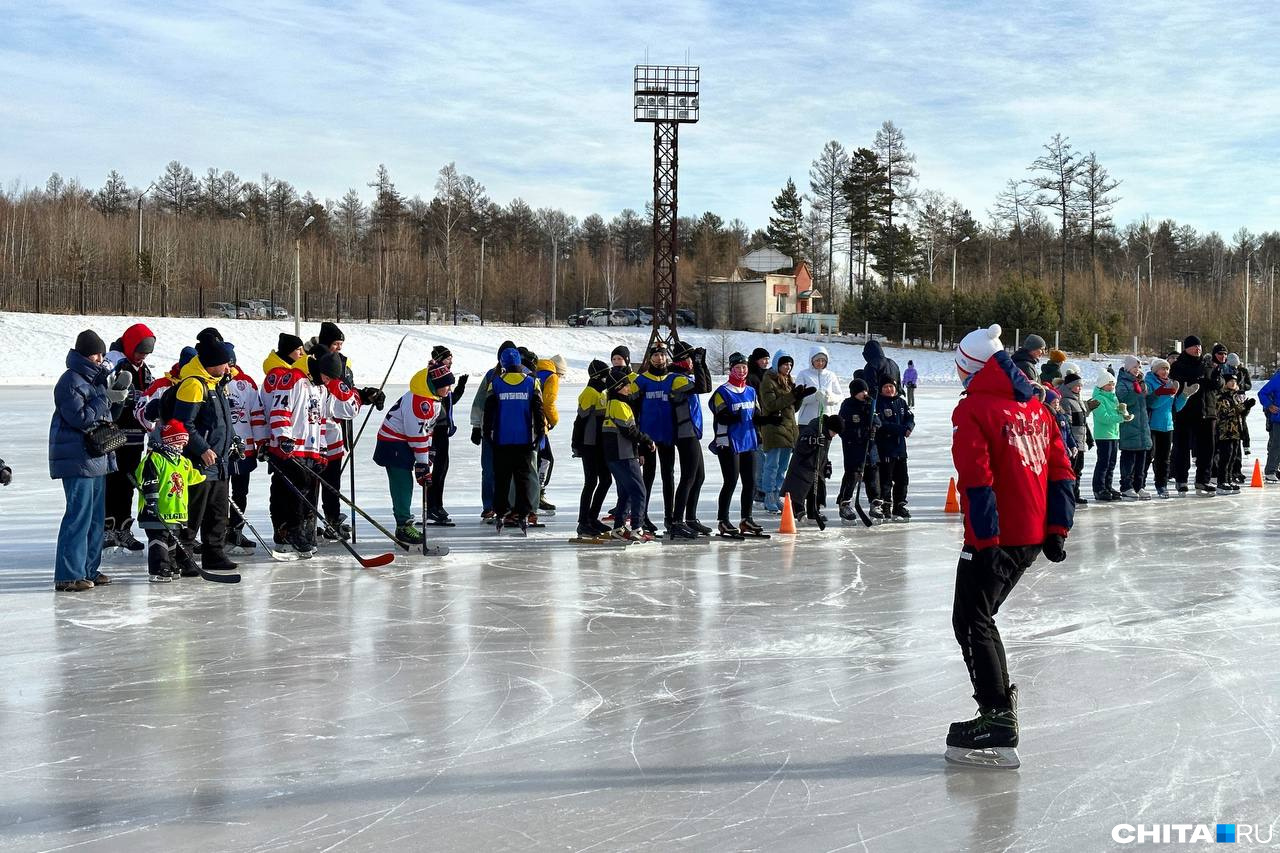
[
  {"xmin": 676, "ymin": 308, "xmax": 698, "ymax": 327},
  {"xmin": 637, "ymin": 307, "xmax": 654, "ymax": 325},
  {"xmin": 582, "ymin": 309, "xmax": 612, "ymax": 327},
  {"xmin": 610, "ymin": 309, "xmax": 639, "ymax": 326},
  {"xmin": 236, "ymin": 300, "xmax": 267, "ymax": 318},
  {"xmin": 207, "ymin": 301, "xmax": 247, "ymax": 319}
]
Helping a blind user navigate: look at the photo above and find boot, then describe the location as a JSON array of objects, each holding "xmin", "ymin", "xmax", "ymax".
[
  {"xmin": 395, "ymin": 522, "xmax": 424, "ymax": 546},
  {"xmin": 538, "ymin": 492, "xmax": 556, "ymax": 512},
  {"xmin": 686, "ymin": 519, "xmax": 713, "ymax": 536}
]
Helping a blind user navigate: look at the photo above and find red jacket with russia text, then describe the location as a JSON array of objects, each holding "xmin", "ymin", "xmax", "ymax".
[{"xmin": 951, "ymin": 351, "xmax": 1076, "ymax": 549}]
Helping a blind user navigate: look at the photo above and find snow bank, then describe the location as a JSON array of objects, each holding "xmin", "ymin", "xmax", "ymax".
[{"xmin": 0, "ymin": 311, "xmax": 1120, "ymax": 387}]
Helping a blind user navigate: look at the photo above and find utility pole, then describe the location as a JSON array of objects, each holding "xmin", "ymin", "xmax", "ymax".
[{"xmin": 294, "ymin": 214, "xmax": 315, "ymax": 337}]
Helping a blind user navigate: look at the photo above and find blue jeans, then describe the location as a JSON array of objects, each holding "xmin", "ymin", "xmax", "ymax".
[
  {"xmin": 1092, "ymin": 439, "xmax": 1118, "ymax": 496},
  {"xmin": 761, "ymin": 447, "xmax": 793, "ymax": 509},
  {"xmin": 607, "ymin": 458, "xmax": 646, "ymax": 529},
  {"xmin": 56, "ymin": 476, "xmax": 105, "ymax": 582},
  {"xmin": 481, "ymin": 439, "xmax": 494, "ymax": 511}
]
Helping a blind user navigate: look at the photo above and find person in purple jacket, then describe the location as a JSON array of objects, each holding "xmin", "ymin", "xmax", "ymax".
[{"xmin": 903, "ymin": 360, "xmax": 919, "ymax": 407}]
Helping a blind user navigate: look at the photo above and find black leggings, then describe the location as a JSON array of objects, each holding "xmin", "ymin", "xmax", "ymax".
[
  {"xmin": 427, "ymin": 427, "xmax": 450, "ymax": 512},
  {"xmin": 673, "ymin": 436, "xmax": 706, "ymax": 521},
  {"xmin": 577, "ymin": 447, "xmax": 613, "ymax": 525},
  {"xmin": 952, "ymin": 544, "xmax": 1038, "ymax": 709},
  {"xmin": 717, "ymin": 449, "xmax": 757, "ymax": 522},
  {"xmin": 642, "ymin": 443, "xmax": 677, "ymax": 523}
]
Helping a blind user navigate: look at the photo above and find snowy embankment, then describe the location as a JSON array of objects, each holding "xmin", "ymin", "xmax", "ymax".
[{"xmin": 0, "ymin": 311, "xmax": 1116, "ymax": 387}]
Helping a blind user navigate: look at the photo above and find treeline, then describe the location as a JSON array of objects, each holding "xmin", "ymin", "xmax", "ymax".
[{"xmin": 1, "ymin": 125, "xmax": 1277, "ymax": 360}]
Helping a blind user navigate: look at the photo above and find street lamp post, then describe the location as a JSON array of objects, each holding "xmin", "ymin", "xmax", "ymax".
[
  {"xmin": 294, "ymin": 214, "xmax": 316, "ymax": 337},
  {"xmin": 478, "ymin": 233, "xmax": 487, "ymax": 327},
  {"xmin": 1245, "ymin": 252, "xmax": 1254, "ymax": 367},
  {"xmin": 951, "ymin": 235, "xmax": 971, "ymax": 294}
]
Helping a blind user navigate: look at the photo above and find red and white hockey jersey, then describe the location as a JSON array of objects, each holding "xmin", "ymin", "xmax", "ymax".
[{"xmin": 226, "ymin": 365, "xmax": 268, "ymax": 457}]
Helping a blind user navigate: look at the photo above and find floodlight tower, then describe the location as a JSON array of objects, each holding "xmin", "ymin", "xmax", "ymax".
[{"xmin": 634, "ymin": 64, "xmax": 699, "ymax": 354}]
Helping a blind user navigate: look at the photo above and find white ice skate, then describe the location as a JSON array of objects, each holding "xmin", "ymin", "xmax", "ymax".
[{"xmin": 944, "ymin": 745, "xmax": 1021, "ymax": 770}]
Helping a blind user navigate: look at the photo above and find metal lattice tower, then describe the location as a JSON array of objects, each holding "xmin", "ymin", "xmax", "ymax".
[{"xmin": 634, "ymin": 65, "xmax": 699, "ymax": 355}]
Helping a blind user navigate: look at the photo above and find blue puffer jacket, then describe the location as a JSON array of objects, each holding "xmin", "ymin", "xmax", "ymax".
[
  {"xmin": 1144, "ymin": 371, "xmax": 1187, "ymax": 432},
  {"xmin": 49, "ymin": 350, "xmax": 118, "ymax": 479},
  {"xmin": 1257, "ymin": 371, "xmax": 1280, "ymax": 426}
]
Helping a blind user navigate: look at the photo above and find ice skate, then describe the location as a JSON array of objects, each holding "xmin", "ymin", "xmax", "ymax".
[
  {"xmin": 526, "ymin": 512, "xmax": 545, "ymax": 529},
  {"xmin": 686, "ymin": 519, "xmax": 713, "ymax": 536},
  {"xmin": 1135, "ymin": 488, "xmax": 1152, "ymax": 500},
  {"xmin": 426, "ymin": 508, "xmax": 456, "ymax": 527},
  {"xmin": 225, "ymin": 528, "xmax": 257, "ymax": 554},
  {"xmin": 892, "ymin": 503, "xmax": 911, "ymax": 522},
  {"xmin": 869, "ymin": 500, "xmax": 887, "ymax": 523},
  {"xmin": 538, "ymin": 492, "xmax": 556, "ymax": 513},
  {"xmin": 1176, "ymin": 481, "xmax": 1189, "ymax": 495},
  {"xmin": 395, "ymin": 522, "xmax": 424, "ymax": 546},
  {"xmin": 481, "ymin": 509, "xmax": 497, "ymax": 524},
  {"xmin": 666, "ymin": 522, "xmax": 701, "ymax": 542},
  {"xmin": 117, "ymin": 520, "xmax": 145, "ymax": 552},
  {"xmin": 1155, "ymin": 486, "xmax": 1169, "ymax": 498},
  {"xmin": 812, "ymin": 512, "xmax": 827, "ymax": 531},
  {"xmin": 738, "ymin": 518, "xmax": 770, "ymax": 538},
  {"xmin": 1120, "ymin": 488, "xmax": 1139, "ymax": 500},
  {"xmin": 716, "ymin": 519, "xmax": 744, "ymax": 539},
  {"xmin": 1266, "ymin": 472, "xmax": 1280, "ymax": 484},
  {"xmin": 319, "ymin": 514, "xmax": 352, "ymax": 541},
  {"xmin": 839, "ymin": 501, "xmax": 856, "ymax": 521},
  {"xmin": 1195, "ymin": 483, "xmax": 1216, "ymax": 496},
  {"xmin": 945, "ymin": 707, "xmax": 1020, "ymax": 770},
  {"xmin": 641, "ymin": 517, "xmax": 658, "ymax": 534}
]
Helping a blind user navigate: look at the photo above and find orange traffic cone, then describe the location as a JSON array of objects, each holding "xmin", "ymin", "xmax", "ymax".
[
  {"xmin": 779, "ymin": 494, "xmax": 797, "ymax": 533},
  {"xmin": 1252, "ymin": 459, "xmax": 1263, "ymax": 488},
  {"xmin": 944, "ymin": 477, "xmax": 961, "ymax": 513}
]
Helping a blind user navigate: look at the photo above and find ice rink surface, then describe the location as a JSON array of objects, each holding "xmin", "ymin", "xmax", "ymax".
[{"xmin": 3, "ymin": 382, "xmax": 1280, "ymax": 852}]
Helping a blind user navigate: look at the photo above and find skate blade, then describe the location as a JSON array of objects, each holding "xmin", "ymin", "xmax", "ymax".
[{"xmin": 944, "ymin": 746, "xmax": 1020, "ymax": 770}]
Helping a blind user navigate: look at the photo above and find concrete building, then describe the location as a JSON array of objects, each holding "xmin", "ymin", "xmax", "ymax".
[{"xmin": 698, "ymin": 248, "xmax": 839, "ymax": 333}]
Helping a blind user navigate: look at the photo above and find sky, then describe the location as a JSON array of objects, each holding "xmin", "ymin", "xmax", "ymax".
[{"xmin": 2, "ymin": 0, "xmax": 1278, "ymax": 237}]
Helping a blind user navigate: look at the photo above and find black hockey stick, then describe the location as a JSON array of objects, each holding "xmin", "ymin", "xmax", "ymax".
[
  {"xmin": 297, "ymin": 461, "xmax": 409, "ymax": 552},
  {"xmin": 278, "ymin": 467, "xmax": 395, "ymax": 568},
  {"xmin": 228, "ymin": 497, "xmax": 300, "ymax": 561},
  {"xmin": 339, "ymin": 333, "xmax": 408, "ymax": 477},
  {"xmin": 850, "ymin": 382, "xmax": 883, "ymax": 528}
]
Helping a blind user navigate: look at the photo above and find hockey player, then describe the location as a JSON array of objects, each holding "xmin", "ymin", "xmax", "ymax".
[
  {"xmin": 103, "ymin": 322, "xmax": 157, "ymax": 551},
  {"xmin": 135, "ymin": 420, "xmax": 205, "ymax": 582},
  {"xmin": 601, "ymin": 365, "xmax": 653, "ymax": 542},
  {"xmin": 483, "ymin": 347, "xmax": 546, "ymax": 534},
  {"xmin": 223, "ymin": 345, "xmax": 267, "ymax": 552},
  {"xmin": 836, "ymin": 377, "xmax": 880, "ymax": 521},
  {"xmin": 669, "ymin": 341, "xmax": 713, "ymax": 537},
  {"xmin": 374, "ymin": 361, "xmax": 450, "ymax": 544},
  {"xmin": 709, "ymin": 352, "xmax": 764, "ymax": 538},
  {"xmin": 261, "ymin": 334, "xmax": 323, "ymax": 554},
  {"xmin": 424, "ymin": 346, "xmax": 468, "ymax": 526},
  {"xmin": 572, "ymin": 360, "xmax": 614, "ymax": 539},
  {"xmin": 873, "ymin": 377, "xmax": 914, "ymax": 521},
  {"xmin": 781, "ymin": 414, "xmax": 843, "ymax": 529},
  {"xmin": 947, "ymin": 324, "xmax": 1075, "ymax": 769}
]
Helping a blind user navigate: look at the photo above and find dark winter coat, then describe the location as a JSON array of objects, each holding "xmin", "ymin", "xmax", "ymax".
[
  {"xmin": 49, "ymin": 350, "xmax": 118, "ymax": 480},
  {"xmin": 1011, "ymin": 347, "xmax": 1039, "ymax": 382},
  {"xmin": 780, "ymin": 417, "xmax": 832, "ymax": 504},
  {"xmin": 1169, "ymin": 351, "xmax": 1222, "ymax": 421},
  {"xmin": 1115, "ymin": 372, "xmax": 1152, "ymax": 451},
  {"xmin": 874, "ymin": 395, "xmax": 914, "ymax": 460},
  {"xmin": 1060, "ymin": 384, "xmax": 1094, "ymax": 449},
  {"xmin": 837, "ymin": 395, "xmax": 878, "ymax": 469},
  {"xmin": 172, "ymin": 357, "xmax": 235, "ymax": 479},
  {"xmin": 1216, "ymin": 391, "xmax": 1249, "ymax": 441},
  {"xmin": 757, "ymin": 368, "xmax": 799, "ymax": 450},
  {"xmin": 861, "ymin": 339, "xmax": 901, "ymax": 391}
]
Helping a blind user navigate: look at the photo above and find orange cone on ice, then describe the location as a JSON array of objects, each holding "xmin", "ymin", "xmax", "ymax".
[
  {"xmin": 779, "ymin": 494, "xmax": 797, "ymax": 533},
  {"xmin": 1252, "ymin": 459, "xmax": 1263, "ymax": 488},
  {"xmin": 944, "ymin": 477, "xmax": 961, "ymax": 513}
]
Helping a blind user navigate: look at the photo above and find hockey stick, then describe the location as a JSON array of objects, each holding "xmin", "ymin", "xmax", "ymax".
[
  {"xmin": 339, "ymin": 333, "xmax": 408, "ymax": 477},
  {"xmin": 297, "ymin": 461, "xmax": 409, "ymax": 552},
  {"xmin": 346, "ymin": 419, "xmax": 357, "ymax": 543},
  {"xmin": 278, "ymin": 467, "xmax": 395, "ymax": 568},
  {"xmin": 850, "ymin": 381, "xmax": 881, "ymax": 528},
  {"xmin": 228, "ymin": 497, "xmax": 300, "ymax": 562}
]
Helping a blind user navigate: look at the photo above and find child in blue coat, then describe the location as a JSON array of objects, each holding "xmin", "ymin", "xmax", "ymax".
[{"xmin": 873, "ymin": 378, "xmax": 914, "ymax": 521}]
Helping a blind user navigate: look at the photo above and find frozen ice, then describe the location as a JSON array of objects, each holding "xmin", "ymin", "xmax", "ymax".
[{"xmin": 3, "ymin": 372, "xmax": 1280, "ymax": 851}]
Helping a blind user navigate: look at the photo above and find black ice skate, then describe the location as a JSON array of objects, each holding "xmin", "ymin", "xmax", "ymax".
[
  {"xmin": 838, "ymin": 501, "xmax": 856, "ymax": 521},
  {"xmin": 892, "ymin": 503, "xmax": 911, "ymax": 522},
  {"xmin": 945, "ymin": 706, "xmax": 1020, "ymax": 770},
  {"xmin": 738, "ymin": 518, "xmax": 770, "ymax": 538},
  {"xmin": 686, "ymin": 519, "xmax": 713, "ymax": 536},
  {"xmin": 716, "ymin": 519, "xmax": 744, "ymax": 539}
]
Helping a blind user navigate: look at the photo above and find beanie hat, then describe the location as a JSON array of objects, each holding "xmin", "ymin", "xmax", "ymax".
[
  {"xmin": 750, "ymin": 347, "xmax": 771, "ymax": 364},
  {"xmin": 648, "ymin": 340, "xmax": 669, "ymax": 356},
  {"xmin": 177, "ymin": 346, "xmax": 197, "ymax": 369},
  {"xmin": 518, "ymin": 347, "xmax": 537, "ymax": 371},
  {"xmin": 197, "ymin": 327, "xmax": 223, "ymax": 344},
  {"xmin": 1040, "ymin": 360, "xmax": 1062, "ymax": 383},
  {"xmin": 728, "ymin": 351, "xmax": 748, "ymax": 368},
  {"xmin": 499, "ymin": 347, "xmax": 522, "ymax": 369},
  {"xmin": 823, "ymin": 414, "xmax": 844, "ymax": 435},
  {"xmin": 74, "ymin": 329, "xmax": 107, "ymax": 357},
  {"xmin": 849, "ymin": 377, "xmax": 869, "ymax": 396},
  {"xmin": 310, "ymin": 351, "xmax": 344, "ymax": 381},
  {"xmin": 1048, "ymin": 349, "xmax": 1067, "ymax": 364},
  {"xmin": 226, "ymin": 343, "xmax": 237, "ymax": 366},
  {"xmin": 1062, "ymin": 371, "xmax": 1083, "ymax": 388},
  {"xmin": 161, "ymin": 419, "xmax": 188, "ymax": 451},
  {"xmin": 611, "ymin": 345, "xmax": 631, "ymax": 363},
  {"xmin": 607, "ymin": 365, "xmax": 632, "ymax": 390},
  {"xmin": 1122, "ymin": 355, "xmax": 1141, "ymax": 373},
  {"xmin": 1222, "ymin": 366, "xmax": 1238, "ymax": 381},
  {"xmin": 955, "ymin": 324, "xmax": 1003, "ymax": 383},
  {"xmin": 1226, "ymin": 353, "xmax": 1241, "ymax": 367},
  {"xmin": 318, "ymin": 321, "xmax": 345, "ymax": 347},
  {"xmin": 1212, "ymin": 342, "xmax": 1228, "ymax": 356},
  {"xmin": 431, "ymin": 345, "xmax": 452, "ymax": 362},
  {"xmin": 1149, "ymin": 357, "xmax": 1170, "ymax": 374},
  {"xmin": 196, "ymin": 338, "xmax": 232, "ymax": 368},
  {"xmin": 498, "ymin": 340, "xmax": 517, "ymax": 359},
  {"xmin": 277, "ymin": 333, "xmax": 305, "ymax": 357},
  {"xmin": 587, "ymin": 359, "xmax": 610, "ymax": 381},
  {"xmin": 122, "ymin": 323, "xmax": 156, "ymax": 359},
  {"xmin": 1043, "ymin": 387, "xmax": 1060, "ymax": 405},
  {"xmin": 426, "ymin": 360, "xmax": 455, "ymax": 395},
  {"xmin": 1183, "ymin": 334, "xmax": 1202, "ymax": 349},
  {"xmin": 550, "ymin": 354, "xmax": 569, "ymax": 376},
  {"xmin": 776, "ymin": 353, "xmax": 795, "ymax": 368},
  {"xmin": 1096, "ymin": 373, "xmax": 1116, "ymax": 389},
  {"xmin": 671, "ymin": 341, "xmax": 695, "ymax": 360},
  {"xmin": 1022, "ymin": 333, "xmax": 1047, "ymax": 352}
]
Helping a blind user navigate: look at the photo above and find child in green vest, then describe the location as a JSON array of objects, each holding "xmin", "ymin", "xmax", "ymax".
[{"xmin": 135, "ymin": 420, "xmax": 206, "ymax": 582}]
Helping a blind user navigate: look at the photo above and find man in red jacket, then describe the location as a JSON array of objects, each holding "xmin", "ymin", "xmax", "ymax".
[{"xmin": 946, "ymin": 324, "xmax": 1076, "ymax": 769}]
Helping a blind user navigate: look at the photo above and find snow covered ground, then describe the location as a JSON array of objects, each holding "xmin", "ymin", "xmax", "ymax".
[
  {"xmin": 2, "ymin": 314, "xmax": 1278, "ymax": 850},
  {"xmin": 0, "ymin": 311, "xmax": 1121, "ymax": 387}
]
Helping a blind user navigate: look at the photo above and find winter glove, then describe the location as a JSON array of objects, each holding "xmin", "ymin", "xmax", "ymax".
[
  {"xmin": 358, "ymin": 387, "xmax": 387, "ymax": 410},
  {"xmin": 1042, "ymin": 533, "xmax": 1067, "ymax": 563},
  {"xmin": 470, "ymin": 427, "xmax": 483, "ymax": 446},
  {"xmin": 974, "ymin": 546, "xmax": 1022, "ymax": 583},
  {"xmin": 792, "ymin": 385, "xmax": 818, "ymax": 402},
  {"xmin": 1086, "ymin": 436, "xmax": 1095, "ymax": 451},
  {"xmin": 227, "ymin": 435, "xmax": 246, "ymax": 462},
  {"xmin": 1180, "ymin": 382, "xmax": 1199, "ymax": 399},
  {"xmin": 1244, "ymin": 398, "xmax": 1258, "ymax": 412},
  {"xmin": 1085, "ymin": 398, "xmax": 1101, "ymax": 412},
  {"xmin": 279, "ymin": 437, "xmax": 297, "ymax": 456},
  {"xmin": 0, "ymin": 460, "xmax": 10, "ymax": 486},
  {"xmin": 454, "ymin": 374, "xmax": 469, "ymax": 396},
  {"xmin": 1170, "ymin": 380, "xmax": 1181, "ymax": 394},
  {"xmin": 106, "ymin": 370, "xmax": 133, "ymax": 404},
  {"xmin": 822, "ymin": 460, "xmax": 833, "ymax": 479},
  {"xmin": 414, "ymin": 462, "xmax": 432, "ymax": 486},
  {"xmin": 1115, "ymin": 402, "xmax": 1128, "ymax": 417}
]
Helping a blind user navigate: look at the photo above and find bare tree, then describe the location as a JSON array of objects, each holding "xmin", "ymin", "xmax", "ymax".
[
  {"xmin": 808, "ymin": 140, "xmax": 849, "ymax": 294},
  {"xmin": 873, "ymin": 120, "xmax": 918, "ymax": 289},
  {"xmin": 1028, "ymin": 133, "xmax": 1084, "ymax": 325},
  {"xmin": 1075, "ymin": 152, "xmax": 1122, "ymax": 300}
]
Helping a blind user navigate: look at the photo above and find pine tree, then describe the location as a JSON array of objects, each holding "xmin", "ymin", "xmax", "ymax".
[
  {"xmin": 156, "ymin": 161, "xmax": 198, "ymax": 215},
  {"xmin": 1075, "ymin": 152, "xmax": 1122, "ymax": 300},
  {"xmin": 765, "ymin": 178, "xmax": 806, "ymax": 264},
  {"xmin": 91, "ymin": 170, "xmax": 131, "ymax": 217},
  {"xmin": 1028, "ymin": 133, "xmax": 1084, "ymax": 326},
  {"xmin": 841, "ymin": 148, "xmax": 890, "ymax": 296},
  {"xmin": 368, "ymin": 164, "xmax": 404, "ymax": 230},
  {"xmin": 809, "ymin": 140, "xmax": 849, "ymax": 294},
  {"xmin": 873, "ymin": 121, "xmax": 918, "ymax": 289}
]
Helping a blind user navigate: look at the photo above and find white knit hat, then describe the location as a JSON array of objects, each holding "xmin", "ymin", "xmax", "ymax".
[
  {"xmin": 1149, "ymin": 357, "xmax": 1170, "ymax": 373},
  {"xmin": 955, "ymin": 324, "xmax": 1003, "ymax": 384},
  {"xmin": 1122, "ymin": 355, "xmax": 1141, "ymax": 372}
]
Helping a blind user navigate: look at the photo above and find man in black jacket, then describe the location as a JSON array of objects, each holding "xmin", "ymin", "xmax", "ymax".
[{"xmin": 1169, "ymin": 335, "xmax": 1223, "ymax": 495}]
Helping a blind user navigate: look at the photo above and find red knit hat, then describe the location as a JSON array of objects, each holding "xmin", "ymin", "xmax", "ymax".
[{"xmin": 161, "ymin": 420, "xmax": 188, "ymax": 451}]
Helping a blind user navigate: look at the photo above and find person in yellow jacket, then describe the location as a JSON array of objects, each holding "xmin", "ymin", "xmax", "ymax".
[
  {"xmin": 535, "ymin": 354, "xmax": 568, "ymax": 511},
  {"xmin": 135, "ymin": 420, "xmax": 205, "ymax": 582}
]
